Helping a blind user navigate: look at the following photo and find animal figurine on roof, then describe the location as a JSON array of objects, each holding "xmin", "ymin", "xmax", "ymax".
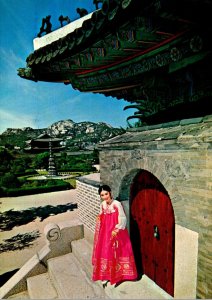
[
  {"xmin": 93, "ymin": 0, "xmax": 103, "ymax": 10},
  {"xmin": 58, "ymin": 15, "xmax": 71, "ymax": 27},
  {"xmin": 76, "ymin": 8, "xmax": 88, "ymax": 18},
  {"xmin": 37, "ymin": 15, "xmax": 52, "ymax": 37}
]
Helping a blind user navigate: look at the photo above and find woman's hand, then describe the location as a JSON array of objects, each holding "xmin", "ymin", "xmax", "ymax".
[{"xmin": 111, "ymin": 228, "xmax": 119, "ymax": 238}]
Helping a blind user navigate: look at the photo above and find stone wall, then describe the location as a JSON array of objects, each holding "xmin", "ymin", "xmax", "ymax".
[
  {"xmin": 98, "ymin": 115, "xmax": 212, "ymax": 299},
  {"xmin": 76, "ymin": 174, "xmax": 101, "ymax": 233}
]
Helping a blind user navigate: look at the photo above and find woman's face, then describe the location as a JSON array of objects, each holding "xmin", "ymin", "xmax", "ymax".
[{"xmin": 100, "ymin": 190, "xmax": 112, "ymax": 203}]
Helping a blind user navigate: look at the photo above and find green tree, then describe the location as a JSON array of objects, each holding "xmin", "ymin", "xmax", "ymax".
[
  {"xmin": 92, "ymin": 149, "xmax": 99, "ymax": 164},
  {"xmin": 32, "ymin": 152, "xmax": 49, "ymax": 169},
  {"xmin": 10, "ymin": 156, "xmax": 33, "ymax": 174},
  {"xmin": 57, "ymin": 152, "xmax": 67, "ymax": 167},
  {"xmin": 0, "ymin": 148, "xmax": 14, "ymax": 174},
  {"xmin": 4, "ymin": 143, "xmax": 14, "ymax": 150},
  {"xmin": 0, "ymin": 172, "xmax": 20, "ymax": 188},
  {"xmin": 11, "ymin": 164, "xmax": 25, "ymax": 174}
]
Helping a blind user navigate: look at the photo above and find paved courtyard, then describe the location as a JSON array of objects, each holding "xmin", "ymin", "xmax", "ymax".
[
  {"xmin": 0, "ymin": 189, "xmax": 173, "ymax": 299},
  {"xmin": 0, "ymin": 190, "xmax": 79, "ymax": 275}
]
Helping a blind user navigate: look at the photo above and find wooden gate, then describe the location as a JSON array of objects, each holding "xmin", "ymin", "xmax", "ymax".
[{"xmin": 130, "ymin": 170, "xmax": 175, "ymax": 296}]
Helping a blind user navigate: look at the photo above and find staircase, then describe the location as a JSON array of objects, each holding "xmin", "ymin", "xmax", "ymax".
[
  {"xmin": 7, "ymin": 238, "xmax": 106, "ymax": 299},
  {"xmin": 7, "ymin": 238, "xmax": 173, "ymax": 299}
]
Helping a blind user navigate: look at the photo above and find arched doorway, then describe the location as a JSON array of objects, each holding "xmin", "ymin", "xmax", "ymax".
[{"xmin": 130, "ymin": 170, "xmax": 175, "ymax": 296}]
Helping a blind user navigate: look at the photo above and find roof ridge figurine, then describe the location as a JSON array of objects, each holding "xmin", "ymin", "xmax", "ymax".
[{"xmin": 37, "ymin": 15, "xmax": 52, "ymax": 38}]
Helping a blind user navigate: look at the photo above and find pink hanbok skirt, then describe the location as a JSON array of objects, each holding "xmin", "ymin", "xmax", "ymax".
[{"xmin": 92, "ymin": 207, "xmax": 137, "ymax": 285}]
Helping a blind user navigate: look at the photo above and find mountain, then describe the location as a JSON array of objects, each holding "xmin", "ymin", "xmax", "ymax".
[{"xmin": 0, "ymin": 120, "xmax": 125, "ymax": 151}]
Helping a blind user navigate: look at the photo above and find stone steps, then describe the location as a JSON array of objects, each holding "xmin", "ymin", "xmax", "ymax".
[
  {"xmin": 71, "ymin": 238, "xmax": 172, "ymax": 299},
  {"xmin": 7, "ymin": 290, "xmax": 30, "ymax": 299},
  {"xmin": 71, "ymin": 237, "xmax": 93, "ymax": 278},
  {"xmin": 8, "ymin": 238, "xmax": 106, "ymax": 300},
  {"xmin": 48, "ymin": 252, "xmax": 105, "ymax": 299},
  {"xmin": 27, "ymin": 273, "xmax": 57, "ymax": 299},
  {"xmin": 6, "ymin": 237, "xmax": 172, "ymax": 299}
]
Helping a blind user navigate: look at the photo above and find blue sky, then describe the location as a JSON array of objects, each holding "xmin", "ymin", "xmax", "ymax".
[{"xmin": 0, "ymin": 0, "xmax": 136, "ymax": 134}]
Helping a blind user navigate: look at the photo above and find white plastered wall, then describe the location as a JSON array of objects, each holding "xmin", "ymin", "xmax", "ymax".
[{"xmin": 174, "ymin": 224, "xmax": 198, "ymax": 299}]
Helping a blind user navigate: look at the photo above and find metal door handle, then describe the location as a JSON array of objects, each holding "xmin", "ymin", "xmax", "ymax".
[{"xmin": 154, "ymin": 225, "xmax": 160, "ymax": 239}]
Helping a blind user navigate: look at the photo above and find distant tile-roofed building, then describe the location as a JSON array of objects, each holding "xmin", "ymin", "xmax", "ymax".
[{"xmin": 24, "ymin": 133, "xmax": 64, "ymax": 153}]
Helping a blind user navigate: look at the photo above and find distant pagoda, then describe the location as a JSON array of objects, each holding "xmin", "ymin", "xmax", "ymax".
[
  {"xmin": 24, "ymin": 133, "xmax": 65, "ymax": 153},
  {"xmin": 48, "ymin": 141, "xmax": 57, "ymax": 177}
]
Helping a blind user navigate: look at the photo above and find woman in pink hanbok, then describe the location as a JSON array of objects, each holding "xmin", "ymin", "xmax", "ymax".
[{"xmin": 92, "ymin": 185, "xmax": 137, "ymax": 287}]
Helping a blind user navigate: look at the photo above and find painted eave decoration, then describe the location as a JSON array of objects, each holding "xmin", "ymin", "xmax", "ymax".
[{"xmin": 18, "ymin": 0, "xmax": 212, "ymax": 124}]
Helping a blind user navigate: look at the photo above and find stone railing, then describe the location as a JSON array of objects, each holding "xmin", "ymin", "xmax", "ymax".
[{"xmin": 0, "ymin": 220, "xmax": 84, "ymax": 299}]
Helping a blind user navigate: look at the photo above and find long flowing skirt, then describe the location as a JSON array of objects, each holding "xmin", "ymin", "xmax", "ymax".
[{"xmin": 92, "ymin": 210, "xmax": 137, "ymax": 285}]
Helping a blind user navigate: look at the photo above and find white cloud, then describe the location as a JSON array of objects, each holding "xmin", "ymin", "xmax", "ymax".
[
  {"xmin": 0, "ymin": 108, "xmax": 36, "ymax": 133},
  {"xmin": 0, "ymin": 47, "xmax": 25, "ymax": 70},
  {"xmin": 63, "ymin": 94, "xmax": 84, "ymax": 105}
]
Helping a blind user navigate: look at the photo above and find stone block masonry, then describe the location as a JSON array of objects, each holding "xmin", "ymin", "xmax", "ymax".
[
  {"xmin": 76, "ymin": 174, "xmax": 101, "ymax": 233},
  {"xmin": 98, "ymin": 115, "xmax": 212, "ymax": 299},
  {"xmin": 74, "ymin": 116, "xmax": 212, "ymax": 298}
]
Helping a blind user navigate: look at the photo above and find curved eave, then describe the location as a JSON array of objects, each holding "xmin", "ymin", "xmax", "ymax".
[
  {"xmin": 19, "ymin": 0, "xmax": 212, "ymax": 70},
  {"xmin": 17, "ymin": 0, "xmax": 212, "ymax": 123}
]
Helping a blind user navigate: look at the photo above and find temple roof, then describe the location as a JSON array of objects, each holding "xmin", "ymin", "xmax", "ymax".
[
  {"xmin": 30, "ymin": 133, "xmax": 63, "ymax": 142},
  {"xmin": 18, "ymin": 0, "xmax": 212, "ymax": 124},
  {"xmin": 98, "ymin": 115, "xmax": 212, "ymax": 149},
  {"xmin": 24, "ymin": 133, "xmax": 64, "ymax": 153}
]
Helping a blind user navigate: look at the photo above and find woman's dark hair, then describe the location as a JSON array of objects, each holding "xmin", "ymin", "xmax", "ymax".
[{"xmin": 98, "ymin": 184, "xmax": 111, "ymax": 195}]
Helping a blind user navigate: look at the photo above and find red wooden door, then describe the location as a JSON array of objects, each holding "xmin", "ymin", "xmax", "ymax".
[{"xmin": 130, "ymin": 171, "xmax": 175, "ymax": 296}]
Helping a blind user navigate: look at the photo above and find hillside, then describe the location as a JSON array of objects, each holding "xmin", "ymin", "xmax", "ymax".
[{"xmin": 0, "ymin": 119, "xmax": 125, "ymax": 151}]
